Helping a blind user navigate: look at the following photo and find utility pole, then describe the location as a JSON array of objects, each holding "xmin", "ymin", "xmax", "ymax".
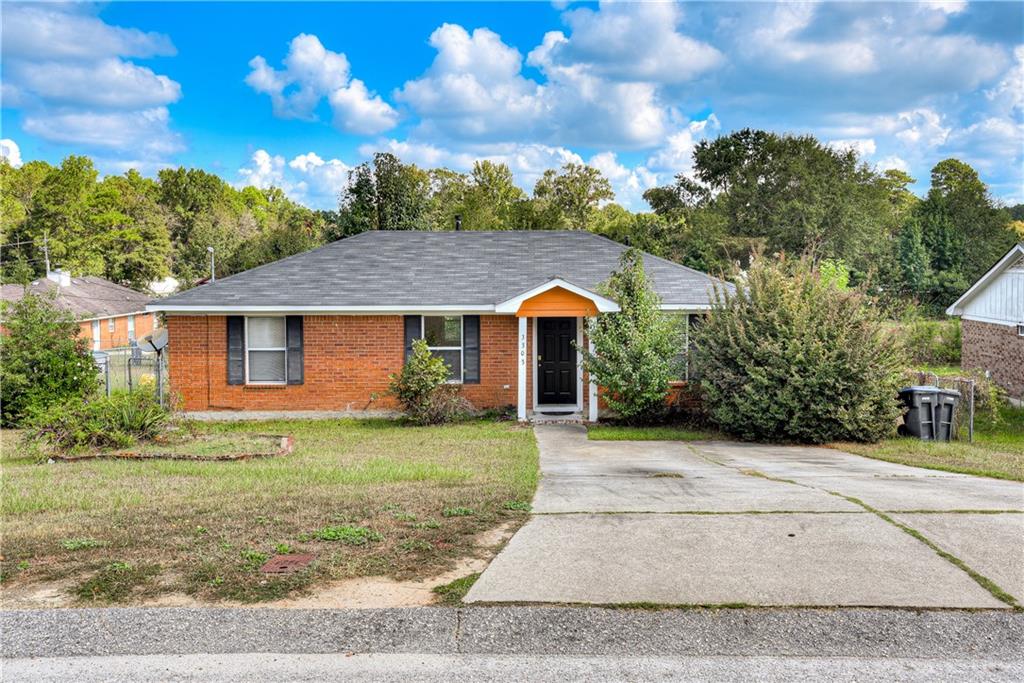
[{"xmin": 207, "ymin": 246, "xmax": 216, "ymax": 283}]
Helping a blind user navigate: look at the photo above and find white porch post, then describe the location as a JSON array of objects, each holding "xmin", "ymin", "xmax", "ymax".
[
  {"xmin": 587, "ymin": 334, "xmax": 598, "ymax": 423},
  {"xmin": 517, "ymin": 316, "xmax": 528, "ymax": 422}
]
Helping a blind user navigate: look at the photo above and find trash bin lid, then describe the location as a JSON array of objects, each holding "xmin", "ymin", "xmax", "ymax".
[
  {"xmin": 900, "ymin": 385, "xmax": 939, "ymax": 392},
  {"xmin": 937, "ymin": 388, "xmax": 961, "ymax": 398}
]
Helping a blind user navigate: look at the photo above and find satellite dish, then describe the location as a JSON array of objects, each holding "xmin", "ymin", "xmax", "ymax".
[{"xmin": 142, "ymin": 328, "xmax": 168, "ymax": 353}]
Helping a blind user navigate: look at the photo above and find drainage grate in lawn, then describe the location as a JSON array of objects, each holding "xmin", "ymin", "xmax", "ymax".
[{"xmin": 259, "ymin": 554, "xmax": 314, "ymax": 574}]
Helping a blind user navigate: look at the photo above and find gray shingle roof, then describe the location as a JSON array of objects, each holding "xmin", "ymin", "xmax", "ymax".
[
  {"xmin": 1, "ymin": 275, "xmax": 151, "ymax": 319},
  {"xmin": 150, "ymin": 231, "xmax": 727, "ymax": 311}
]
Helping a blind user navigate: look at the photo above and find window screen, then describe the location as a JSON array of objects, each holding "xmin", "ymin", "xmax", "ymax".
[
  {"xmin": 247, "ymin": 317, "xmax": 287, "ymax": 383},
  {"xmin": 423, "ymin": 315, "xmax": 462, "ymax": 382}
]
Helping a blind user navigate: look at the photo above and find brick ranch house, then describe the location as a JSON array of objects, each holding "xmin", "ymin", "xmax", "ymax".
[
  {"xmin": 148, "ymin": 231, "xmax": 725, "ymax": 422},
  {"xmin": 946, "ymin": 242, "xmax": 1024, "ymax": 401},
  {"xmin": 1, "ymin": 269, "xmax": 155, "ymax": 351}
]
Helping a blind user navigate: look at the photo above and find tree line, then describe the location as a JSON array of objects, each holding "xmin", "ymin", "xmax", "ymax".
[{"xmin": 2, "ymin": 129, "xmax": 1020, "ymax": 309}]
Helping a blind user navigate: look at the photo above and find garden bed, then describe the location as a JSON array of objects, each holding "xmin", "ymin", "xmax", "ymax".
[{"xmin": 53, "ymin": 433, "xmax": 293, "ymax": 462}]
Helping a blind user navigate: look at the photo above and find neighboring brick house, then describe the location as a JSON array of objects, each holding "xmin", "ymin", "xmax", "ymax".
[
  {"xmin": 149, "ymin": 231, "xmax": 724, "ymax": 422},
  {"xmin": 1, "ymin": 269, "xmax": 155, "ymax": 351},
  {"xmin": 946, "ymin": 243, "xmax": 1024, "ymax": 400}
]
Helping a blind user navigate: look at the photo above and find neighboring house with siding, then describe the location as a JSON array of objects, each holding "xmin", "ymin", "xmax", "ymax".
[
  {"xmin": 1, "ymin": 269, "xmax": 155, "ymax": 351},
  {"xmin": 147, "ymin": 231, "xmax": 725, "ymax": 421},
  {"xmin": 946, "ymin": 243, "xmax": 1024, "ymax": 400}
]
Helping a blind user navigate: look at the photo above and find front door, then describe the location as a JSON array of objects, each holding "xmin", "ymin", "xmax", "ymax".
[{"xmin": 537, "ymin": 317, "xmax": 577, "ymax": 405}]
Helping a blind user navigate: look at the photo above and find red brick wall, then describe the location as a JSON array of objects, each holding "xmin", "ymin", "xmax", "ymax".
[
  {"xmin": 166, "ymin": 314, "xmax": 525, "ymax": 413},
  {"xmin": 77, "ymin": 312, "xmax": 156, "ymax": 350},
  {"xmin": 962, "ymin": 318, "xmax": 1024, "ymax": 399}
]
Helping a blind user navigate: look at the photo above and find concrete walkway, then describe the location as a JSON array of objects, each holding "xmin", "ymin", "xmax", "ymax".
[{"xmin": 465, "ymin": 425, "xmax": 1024, "ymax": 607}]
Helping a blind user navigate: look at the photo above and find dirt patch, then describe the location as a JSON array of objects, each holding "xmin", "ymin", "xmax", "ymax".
[
  {"xmin": 2, "ymin": 521, "xmax": 519, "ymax": 610},
  {"xmin": 54, "ymin": 435, "xmax": 293, "ymax": 462}
]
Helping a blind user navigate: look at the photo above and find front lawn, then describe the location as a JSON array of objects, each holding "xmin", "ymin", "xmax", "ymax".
[
  {"xmin": 588, "ymin": 424, "xmax": 720, "ymax": 441},
  {"xmin": 0, "ymin": 419, "xmax": 538, "ymax": 604},
  {"xmin": 833, "ymin": 404, "xmax": 1024, "ymax": 481}
]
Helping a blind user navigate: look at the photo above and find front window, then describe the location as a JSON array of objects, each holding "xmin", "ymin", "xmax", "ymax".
[
  {"xmin": 128, "ymin": 315, "xmax": 136, "ymax": 342},
  {"xmin": 246, "ymin": 316, "xmax": 287, "ymax": 383},
  {"xmin": 422, "ymin": 315, "xmax": 463, "ymax": 382}
]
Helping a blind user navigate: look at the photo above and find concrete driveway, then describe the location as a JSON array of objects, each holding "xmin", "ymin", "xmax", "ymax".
[{"xmin": 465, "ymin": 425, "xmax": 1024, "ymax": 608}]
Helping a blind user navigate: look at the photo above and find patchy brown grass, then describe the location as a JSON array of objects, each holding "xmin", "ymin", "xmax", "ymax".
[{"xmin": 0, "ymin": 419, "xmax": 537, "ymax": 604}]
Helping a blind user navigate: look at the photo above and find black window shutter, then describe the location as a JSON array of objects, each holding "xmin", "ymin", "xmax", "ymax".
[
  {"xmin": 286, "ymin": 316, "xmax": 304, "ymax": 385},
  {"xmin": 227, "ymin": 316, "xmax": 245, "ymax": 385},
  {"xmin": 463, "ymin": 315, "xmax": 480, "ymax": 384},
  {"xmin": 404, "ymin": 315, "xmax": 421, "ymax": 363}
]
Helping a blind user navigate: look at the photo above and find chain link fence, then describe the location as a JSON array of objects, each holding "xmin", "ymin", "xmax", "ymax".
[
  {"xmin": 906, "ymin": 370, "xmax": 977, "ymax": 442},
  {"xmin": 93, "ymin": 343, "xmax": 168, "ymax": 401}
]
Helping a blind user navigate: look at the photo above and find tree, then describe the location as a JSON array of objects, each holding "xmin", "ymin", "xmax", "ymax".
[
  {"xmin": 534, "ymin": 163, "xmax": 614, "ymax": 231},
  {"xmin": 579, "ymin": 248, "xmax": 681, "ymax": 424},
  {"xmin": 897, "ymin": 218, "xmax": 931, "ymax": 297},
  {"xmin": 0, "ymin": 292, "xmax": 98, "ymax": 426},
  {"xmin": 338, "ymin": 153, "xmax": 431, "ymax": 231},
  {"xmin": 694, "ymin": 256, "xmax": 905, "ymax": 443},
  {"xmin": 647, "ymin": 129, "xmax": 891, "ymax": 276},
  {"xmin": 460, "ymin": 161, "xmax": 525, "ymax": 230},
  {"xmin": 915, "ymin": 159, "xmax": 1016, "ymax": 300}
]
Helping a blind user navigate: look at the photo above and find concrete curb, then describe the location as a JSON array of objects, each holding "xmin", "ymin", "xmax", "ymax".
[{"xmin": 4, "ymin": 607, "xmax": 1023, "ymax": 659}]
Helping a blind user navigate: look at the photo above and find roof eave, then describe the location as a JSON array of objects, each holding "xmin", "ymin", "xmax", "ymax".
[{"xmin": 945, "ymin": 243, "xmax": 1024, "ymax": 316}]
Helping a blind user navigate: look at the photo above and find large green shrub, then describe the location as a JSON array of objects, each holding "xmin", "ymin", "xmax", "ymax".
[
  {"xmin": 0, "ymin": 291, "xmax": 98, "ymax": 426},
  {"xmin": 25, "ymin": 389, "xmax": 168, "ymax": 454},
  {"xmin": 388, "ymin": 339, "xmax": 469, "ymax": 425},
  {"xmin": 579, "ymin": 248, "xmax": 682, "ymax": 424},
  {"xmin": 694, "ymin": 257, "xmax": 906, "ymax": 443}
]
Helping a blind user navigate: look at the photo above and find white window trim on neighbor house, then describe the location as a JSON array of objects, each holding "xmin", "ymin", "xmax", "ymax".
[
  {"xmin": 421, "ymin": 314, "xmax": 464, "ymax": 384},
  {"xmin": 244, "ymin": 315, "xmax": 288, "ymax": 385},
  {"xmin": 128, "ymin": 314, "xmax": 136, "ymax": 342},
  {"xmin": 91, "ymin": 320, "xmax": 101, "ymax": 351}
]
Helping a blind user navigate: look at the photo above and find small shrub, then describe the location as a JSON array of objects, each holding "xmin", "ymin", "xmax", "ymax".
[
  {"xmin": 579, "ymin": 248, "xmax": 682, "ymax": 424},
  {"xmin": 694, "ymin": 256, "xmax": 906, "ymax": 444},
  {"xmin": 24, "ymin": 389, "xmax": 168, "ymax": 455},
  {"xmin": 314, "ymin": 525, "xmax": 383, "ymax": 544},
  {"xmin": 239, "ymin": 549, "xmax": 269, "ymax": 571},
  {"xmin": 388, "ymin": 339, "xmax": 471, "ymax": 425},
  {"xmin": 0, "ymin": 291, "xmax": 98, "ymax": 427},
  {"xmin": 502, "ymin": 501, "xmax": 531, "ymax": 511},
  {"xmin": 442, "ymin": 506, "xmax": 474, "ymax": 518}
]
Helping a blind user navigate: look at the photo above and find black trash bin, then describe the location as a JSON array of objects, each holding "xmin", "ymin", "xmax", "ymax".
[{"xmin": 898, "ymin": 386, "xmax": 960, "ymax": 441}]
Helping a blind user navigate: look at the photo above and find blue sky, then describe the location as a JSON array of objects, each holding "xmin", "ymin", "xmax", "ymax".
[{"xmin": 2, "ymin": 1, "xmax": 1022, "ymax": 210}]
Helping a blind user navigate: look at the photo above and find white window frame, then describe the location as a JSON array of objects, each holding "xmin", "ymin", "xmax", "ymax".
[
  {"xmin": 421, "ymin": 315, "xmax": 464, "ymax": 384},
  {"xmin": 127, "ymin": 314, "xmax": 136, "ymax": 342},
  {"xmin": 244, "ymin": 316, "xmax": 288, "ymax": 385},
  {"xmin": 91, "ymin": 320, "xmax": 101, "ymax": 352},
  {"xmin": 108, "ymin": 317, "xmax": 115, "ymax": 333}
]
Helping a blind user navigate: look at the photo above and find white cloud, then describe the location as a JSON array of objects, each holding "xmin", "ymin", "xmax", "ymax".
[
  {"xmin": 645, "ymin": 115, "xmax": 721, "ymax": 173},
  {"xmin": 875, "ymin": 155, "xmax": 910, "ymax": 173},
  {"xmin": 8, "ymin": 58, "xmax": 181, "ymax": 109},
  {"xmin": 1, "ymin": 4, "xmax": 183, "ymax": 161},
  {"xmin": 921, "ymin": 1, "xmax": 968, "ymax": 16},
  {"xmin": 246, "ymin": 34, "xmax": 398, "ymax": 134},
  {"xmin": 529, "ymin": 1, "xmax": 723, "ymax": 83},
  {"xmin": 986, "ymin": 46, "xmax": 1024, "ymax": 116},
  {"xmin": 827, "ymin": 138, "xmax": 877, "ymax": 158},
  {"xmin": 397, "ymin": 15, "xmax": 681, "ymax": 148},
  {"xmin": 2, "ymin": 5, "xmax": 175, "ymax": 61},
  {"xmin": 0, "ymin": 139, "xmax": 23, "ymax": 168},
  {"xmin": 237, "ymin": 149, "xmax": 287, "ymax": 189},
  {"xmin": 890, "ymin": 109, "xmax": 951, "ymax": 148},
  {"xmin": 743, "ymin": 3, "xmax": 877, "ymax": 75},
  {"xmin": 588, "ymin": 151, "xmax": 659, "ymax": 209},
  {"xmin": 22, "ymin": 108, "xmax": 184, "ymax": 157}
]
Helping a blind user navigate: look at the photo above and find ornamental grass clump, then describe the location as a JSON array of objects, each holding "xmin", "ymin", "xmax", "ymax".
[
  {"xmin": 693, "ymin": 256, "xmax": 906, "ymax": 444},
  {"xmin": 25, "ymin": 388, "xmax": 168, "ymax": 455}
]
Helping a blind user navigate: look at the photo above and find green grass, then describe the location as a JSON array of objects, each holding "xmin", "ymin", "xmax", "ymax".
[
  {"xmin": 588, "ymin": 424, "xmax": 720, "ymax": 441},
  {"xmin": 834, "ymin": 404, "xmax": 1024, "ymax": 481},
  {"xmin": 431, "ymin": 572, "xmax": 480, "ymax": 605},
  {"xmin": 1, "ymin": 419, "xmax": 538, "ymax": 604}
]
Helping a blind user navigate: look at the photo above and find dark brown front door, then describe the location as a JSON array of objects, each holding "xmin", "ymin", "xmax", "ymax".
[{"xmin": 537, "ymin": 317, "xmax": 577, "ymax": 405}]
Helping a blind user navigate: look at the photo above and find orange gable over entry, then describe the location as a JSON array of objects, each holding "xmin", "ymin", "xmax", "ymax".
[{"xmin": 516, "ymin": 286, "xmax": 599, "ymax": 317}]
